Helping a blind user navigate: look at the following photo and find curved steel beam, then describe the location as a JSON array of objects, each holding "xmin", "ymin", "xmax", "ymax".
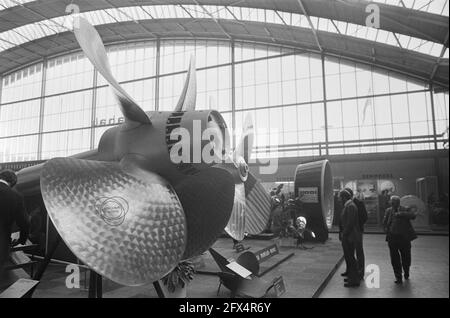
[
  {"xmin": 0, "ymin": 18, "xmax": 448, "ymax": 88},
  {"xmin": 0, "ymin": 0, "xmax": 448, "ymax": 44}
]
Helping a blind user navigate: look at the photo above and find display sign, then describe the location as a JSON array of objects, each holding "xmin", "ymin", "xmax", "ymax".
[
  {"xmin": 234, "ymin": 243, "xmax": 247, "ymax": 253},
  {"xmin": 226, "ymin": 262, "xmax": 252, "ymax": 278},
  {"xmin": 362, "ymin": 173, "xmax": 393, "ymax": 179},
  {"xmin": 297, "ymin": 187, "xmax": 319, "ymax": 203},
  {"xmin": 254, "ymin": 244, "xmax": 279, "ymax": 263},
  {"xmin": 273, "ymin": 276, "xmax": 286, "ymax": 297}
]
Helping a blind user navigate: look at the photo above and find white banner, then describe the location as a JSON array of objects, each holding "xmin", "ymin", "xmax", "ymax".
[{"xmin": 298, "ymin": 187, "xmax": 319, "ymax": 203}]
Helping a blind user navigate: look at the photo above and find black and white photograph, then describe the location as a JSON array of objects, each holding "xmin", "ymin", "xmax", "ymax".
[{"xmin": 0, "ymin": 0, "xmax": 448, "ymax": 305}]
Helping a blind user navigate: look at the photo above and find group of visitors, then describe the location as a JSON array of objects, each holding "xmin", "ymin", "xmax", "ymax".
[{"xmin": 338, "ymin": 188, "xmax": 417, "ymax": 287}]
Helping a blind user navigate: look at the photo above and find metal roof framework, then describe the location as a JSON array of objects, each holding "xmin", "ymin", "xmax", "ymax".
[{"xmin": 0, "ymin": 0, "xmax": 448, "ymax": 88}]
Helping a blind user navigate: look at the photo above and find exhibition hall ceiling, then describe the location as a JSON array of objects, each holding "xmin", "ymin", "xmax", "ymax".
[{"xmin": 0, "ymin": 0, "xmax": 448, "ymax": 87}]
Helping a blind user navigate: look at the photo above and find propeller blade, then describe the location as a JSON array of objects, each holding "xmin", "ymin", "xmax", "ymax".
[
  {"xmin": 174, "ymin": 56, "xmax": 197, "ymax": 112},
  {"xmin": 40, "ymin": 157, "xmax": 186, "ymax": 286},
  {"xmin": 173, "ymin": 166, "xmax": 235, "ymax": 259},
  {"xmin": 74, "ymin": 17, "xmax": 150, "ymax": 124},
  {"xmin": 244, "ymin": 171, "xmax": 271, "ymax": 235},
  {"xmin": 224, "ymin": 182, "xmax": 246, "ymax": 241},
  {"xmin": 235, "ymin": 114, "xmax": 254, "ymax": 163}
]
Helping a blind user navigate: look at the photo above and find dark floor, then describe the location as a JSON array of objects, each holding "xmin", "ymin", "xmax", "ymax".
[
  {"xmin": 3, "ymin": 233, "xmax": 448, "ymax": 298},
  {"xmin": 320, "ymin": 234, "xmax": 449, "ymax": 298},
  {"xmin": 29, "ymin": 235, "xmax": 342, "ymax": 298}
]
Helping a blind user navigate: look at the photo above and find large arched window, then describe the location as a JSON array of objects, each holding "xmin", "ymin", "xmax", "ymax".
[{"xmin": 0, "ymin": 40, "xmax": 448, "ymax": 163}]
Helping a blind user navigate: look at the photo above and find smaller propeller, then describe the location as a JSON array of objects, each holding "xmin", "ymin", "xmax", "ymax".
[
  {"xmin": 235, "ymin": 114, "xmax": 254, "ymax": 163},
  {"xmin": 219, "ymin": 115, "xmax": 271, "ymax": 241}
]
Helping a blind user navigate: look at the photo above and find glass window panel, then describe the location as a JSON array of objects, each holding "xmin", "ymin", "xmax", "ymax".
[
  {"xmin": 98, "ymin": 42, "xmax": 156, "ymax": 84},
  {"xmin": 1, "ymin": 63, "xmax": 42, "ymax": 104},
  {"xmin": 372, "ymin": 70, "xmax": 390, "ymax": 95},
  {"xmin": 358, "ymin": 97, "xmax": 375, "ymax": 126},
  {"xmin": 376, "ymin": 124, "xmax": 393, "ymax": 139},
  {"xmin": 325, "ymin": 74, "xmax": 340, "ymax": 100},
  {"xmin": 328, "ymin": 128, "xmax": 343, "ymax": 142},
  {"xmin": 310, "ymin": 77, "xmax": 323, "ymax": 101},
  {"xmin": 391, "ymin": 93, "xmax": 410, "ymax": 124},
  {"xmin": 281, "ymin": 55, "xmax": 296, "ymax": 81},
  {"xmin": 298, "ymin": 104, "xmax": 312, "ymax": 132},
  {"xmin": 295, "ymin": 54, "xmax": 310, "ymax": 79},
  {"xmin": 393, "ymin": 123, "xmax": 411, "ymax": 138},
  {"xmin": 434, "ymin": 92, "xmax": 449, "ymax": 135},
  {"xmin": 43, "ymin": 90, "xmax": 92, "ymax": 132},
  {"xmin": 0, "ymin": 99, "xmax": 40, "ymax": 136},
  {"xmin": 325, "ymin": 58, "xmax": 340, "ymax": 76},
  {"xmin": 340, "ymin": 72, "xmax": 357, "ymax": 98},
  {"xmin": 234, "ymin": 42, "xmax": 284, "ymax": 62},
  {"xmin": 327, "ymin": 101, "xmax": 343, "ymax": 129},
  {"xmin": 309, "ymin": 56, "xmax": 322, "ymax": 78},
  {"xmin": 342, "ymin": 99, "xmax": 359, "ymax": 129},
  {"xmin": 312, "ymin": 103, "xmax": 326, "ymax": 141},
  {"xmin": 355, "ymin": 64, "xmax": 373, "ymax": 97},
  {"xmin": 389, "ymin": 74, "xmax": 408, "ymax": 94},
  {"xmin": 296, "ymin": 78, "xmax": 311, "ymax": 103},
  {"xmin": 158, "ymin": 73, "xmax": 185, "ymax": 111},
  {"xmin": 0, "ymin": 135, "xmax": 38, "ymax": 162},
  {"xmin": 373, "ymin": 96, "xmax": 392, "ymax": 125},
  {"xmin": 408, "ymin": 92, "xmax": 429, "ymax": 123},
  {"xmin": 343, "ymin": 127, "xmax": 358, "ymax": 142},
  {"xmin": 282, "ymin": 80, "xmax": 297, "ymax": 105},
  {"xmin": 46, "ymin": 53, "xmax": 94, "ymax": 95},
  {"xmin": 268, "ymin": 82, "xmax": 282, "ymax": 106},
  {"xmin": 41, "ymin": 129, "xmax": 91, "ymax": 159}
]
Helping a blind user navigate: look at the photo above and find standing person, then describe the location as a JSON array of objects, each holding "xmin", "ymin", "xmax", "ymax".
[
  {"xmin": 339, "ymin": 188, "xmax": 362, "ymax": 287},
  {"xmin": 352, "ymin": 190, "xmax": 368, "ymax": 280},
  {"xmin": 0, "ymin": 170, "xmax": 30, "ymax": 277},
  {"xmin": 383, "ymin": 196, "xmax": 417, "ymax": 284},
  {"xmin": 340, "ymin": 189, "xmax": 367, "ymax": 281}
]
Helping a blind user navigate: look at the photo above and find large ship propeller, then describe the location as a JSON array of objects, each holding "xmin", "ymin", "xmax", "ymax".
[{"xmin": 38, "ymin": 18, "xmax": 270, "ymax": 286}]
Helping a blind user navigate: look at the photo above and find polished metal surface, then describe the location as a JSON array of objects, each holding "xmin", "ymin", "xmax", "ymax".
[
  {"xmin": 220, "ymin": 114, "xmax": 271, "ymax": 239},
  {"xmin": 74, "ymin": 17, "xmax": 150, "ymax": 124},
  {"xmin": 225, "ymin": 183, "xmax": 246, "ymax": 241},
  {"xmin": 174, "ymin": 167, "xmax": 235, "ymax": 259},
  {"xmin": 235, "ymin": 114, "xmax": 254, "ymax": 163},
  {"xmin": 40, "ymin": 157, "xmax": 186, "ymax": 286},
  {"xmin": 244, "ymin": 171, "xmax": 271, "ymax": 235},
  {"xmin": 174, "ymin": 56, "xmax": 197, "ymax": 111}
]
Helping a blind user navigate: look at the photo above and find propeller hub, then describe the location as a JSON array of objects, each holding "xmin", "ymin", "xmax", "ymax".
[{"xmin": 235, "ymin": 156, "xmax": 249, "ymax": 182}]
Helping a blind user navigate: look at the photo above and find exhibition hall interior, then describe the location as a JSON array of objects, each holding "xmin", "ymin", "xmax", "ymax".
[{"xmin": 0, "ymin": 0, "xmax": 448, "ymax": 299}]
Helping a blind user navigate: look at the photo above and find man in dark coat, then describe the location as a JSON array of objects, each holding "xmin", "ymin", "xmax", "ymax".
[
  {"xmin": 339, "ymin": 188, "xmax": 362, "ymax": 287},
  {"xmin": 383, "ymin": 195, "xmax": 417, "ymax": 284},
  {"xmin": 340, "ymin": 188, "xmax": 367, "ymax": 281},
  {"xmin": 350, "ymin": 189, "xmax": 368, "ymax": 280},
  {"xmin": 0, "ymin": 170, "xmax": 30, "ymax": 277}
]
